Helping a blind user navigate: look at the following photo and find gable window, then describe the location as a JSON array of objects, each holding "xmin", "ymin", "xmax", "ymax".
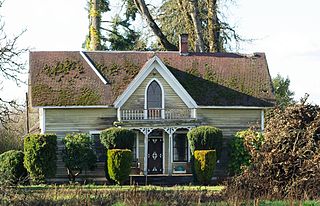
[
  {"xmin": 173, "ymin": 133, "xmax": 188, "ymax": 162},
  {"xmin": 90, "ymin": 132, "xmax": 106, "ymax": 162},
  {"xmin": 146, "ymin": 80, "xmax": 163, "ymax": 119}
]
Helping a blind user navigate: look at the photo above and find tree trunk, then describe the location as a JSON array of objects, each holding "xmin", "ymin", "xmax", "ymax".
[
  {"xmin": 133, "ymin": 0, "xmax": 178, "ymax": 51},
  {"xmin": 207, "ymin": 0, "xmax": 221, "ymax": 52},
  {"xmin": 188, "ymin": 0, "xmax": 205, "ymax": 52},
  {"xmin": 89, "ymin": 0, "xmax": 101, "ymax": 51}
]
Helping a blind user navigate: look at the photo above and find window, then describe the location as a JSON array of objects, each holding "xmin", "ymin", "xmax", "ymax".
[
  {"xmin": 147, "ymin": 80, "xmax": 162, "ymax": 109},
  {"xmin": 173, "ymin": 133, "xmax": 188, "ymax": 162},
  {"xmin": 132, "ymin": 133, "xmax": 137, "ymax": 161},
  {"xmin": 91, "ymin": 133, "xmax": 106, "ymax": 162}
]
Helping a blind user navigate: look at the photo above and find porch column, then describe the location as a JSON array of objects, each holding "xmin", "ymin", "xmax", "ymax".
[
  {"xmin": 138, "ymin": 128, "xmax": 153, "ymax": 175},
  {"xmin": 164, "ymin": 127, "xmax": 177, "ymax": 175}
]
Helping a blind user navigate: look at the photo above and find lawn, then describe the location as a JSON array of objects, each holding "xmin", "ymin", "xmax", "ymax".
[{"xmin": 1, "ymin": 185, "xmax": 319, "ymax": 206}]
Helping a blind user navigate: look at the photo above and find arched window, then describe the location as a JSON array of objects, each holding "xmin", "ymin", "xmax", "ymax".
[
  {"xmin": 146, "ymin": 80, "xmax": 163, "ymax": 119},
  {"xmin": 147, "ymin": 80, "xmax": 162, "ymax": 109}
]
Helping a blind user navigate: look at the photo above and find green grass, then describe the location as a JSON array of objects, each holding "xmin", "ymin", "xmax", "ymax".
[
  {"xmin": 18, "ymin": 184, "xmax": 225, "ymax": 192},
  {"xmin": 3, "ymin": 185, "xmax": 319, "ymax": 206}
]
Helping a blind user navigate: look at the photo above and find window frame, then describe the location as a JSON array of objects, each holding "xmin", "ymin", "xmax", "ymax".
[
  {"xmin": 89, "ymin": 131, "xmax": 106, "ymax": 163},
  {"xmin": 172, "ymin": 131, "xmax": 189, "ymax": 163}
]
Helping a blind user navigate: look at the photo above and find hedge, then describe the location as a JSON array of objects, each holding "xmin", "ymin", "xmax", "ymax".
[
  {"xmin": 24, "ymin": 134, "xmax": 57, "ymax": 184},
  {"xmin": 194, "ymin": 150, "xmax": 216, "ymax": 185},
  {"xmin": 0, "ymin": 150, "xmax": 27, "ymax": 185},
  {"xmin": 107, "ymin": 149, "xmax": 132, "ymax": 185},
  {"xmin": 100, "ymin": 128, "xmax": 135, "ymax": 150},
  {"xmin": 187, "ymin": 126, "xmax": 223, "ymax": 157},
  {"xmin": 228, "ymin": 129, "xmax": 263, "ymax": 175},
  {"xmin": 62, "ymin": 133, "xmax": 97, "ymax": 182}
]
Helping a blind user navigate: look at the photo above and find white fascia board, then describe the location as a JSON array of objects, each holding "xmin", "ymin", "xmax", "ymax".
[
  {"xmin": 114, "ymin": 56, "xmax": 158, "ymax": 107},
  {"xmin": 114, "ymin": 56, "xmax": 198, "ymax": 109},
  {"xmin": 153, "ymin": 56, "xmax": 198, "ymax": 108},
  {"xmin": 198, "ymin": 106, "xmax": 272, "ymax": 109},
  {"xmin": 80, "ymin": 51, "xmax": 108, "ymax": 85},
  {"xmin": 34, "ymin": 105, "xmax": 113, "ymax": 109}
]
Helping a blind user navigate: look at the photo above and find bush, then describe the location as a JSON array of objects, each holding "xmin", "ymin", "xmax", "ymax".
[
  {"xmin": 228, "ymin": 129, "xmax": 264, "ymax": 175},
  {"xmin": 100, "ymin": 128, "xmax": 135, "ymax": 150},
  {"xmin": 100, "ymin": 128, "xmax": 135, "ymax": 182},
  {"xmin": 0, "ymin": 150, "xmax": 27, "ymax": 185},
  {"xmin": 194, "ymin": 150, "xmax": 216, "ymax": 185},
  {"xmin": 24, "ymin": 134, "xmax": 57, "ymax": 184},
  {"xmin": 62, "ymin": 133, "xmax": 97, "ymax": 182},
  {"xmin": 107, "ymin": 149, "xmax": 132, "ymax": 185},
  {"xmin": 187, "ymin": 126, "xmax": 223, "ymax": 157},
  {"xmin": 227, "ymin": 103, "xmax": 320, "ymax": 199}
]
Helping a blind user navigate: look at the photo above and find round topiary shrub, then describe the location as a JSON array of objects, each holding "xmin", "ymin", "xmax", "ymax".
[
  {"xmin": 194, "ymin": 150, "xmax": 216, "ymax": 185},
  {"xmin": 24, "ymin": 134, "xmax": 57, "ymax": 184},
  {"xmin": 100, "ymin": 128, "xmax": 135, "ymax": 150},
  {"xmin": 62, "ymin": 133, "xmax": 97, "ymax": 182},
  {"xmin": 0, "ymin": 150, "xmax": 28, "ymax": 185},
  {"xmin": 187, "ymin": 126, "xmax": 223, "ymax": 157},
  {"xmin": 107, "ymin": 149, "xmax": 132, "ymax": 185}
]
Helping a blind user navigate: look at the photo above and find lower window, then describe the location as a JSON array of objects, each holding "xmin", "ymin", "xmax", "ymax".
[
  {"xmin": 91, "ymin": 133, "xmax": 106, "ymax": 162},
  {"xmin": 173, "ymin": 133, "xmax": 188, "ymax": 162}
]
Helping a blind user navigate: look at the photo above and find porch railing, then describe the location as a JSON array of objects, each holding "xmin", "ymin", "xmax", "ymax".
[{"xmin": 120, "ymin": 109, "xmax": 193, "ymax": 120}]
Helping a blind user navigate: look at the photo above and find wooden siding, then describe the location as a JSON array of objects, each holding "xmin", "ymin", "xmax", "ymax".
[
  {"xmin": 122, "ymin": 67, "xmax": 188, "ymax": 110},
  {"xmin": 45, "ymin": 108, "xmax": 116, "ymax": 133},
  {"xmin": 197, "ymin": 108, "xmax": 261, "ymax": 137},
  {"xmin": 45, "ymin": 108, "xmax": 116, "ymax": 181}
]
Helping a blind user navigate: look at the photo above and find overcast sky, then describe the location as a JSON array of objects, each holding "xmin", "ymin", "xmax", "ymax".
[{"xmin": 1, "ymin": 0, "xmax": 320, "ymax": 105}]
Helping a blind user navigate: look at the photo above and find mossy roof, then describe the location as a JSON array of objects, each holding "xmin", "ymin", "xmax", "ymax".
[{"xmin": 29, "ymin": 51, "xmax": 275, "ymax": 107}]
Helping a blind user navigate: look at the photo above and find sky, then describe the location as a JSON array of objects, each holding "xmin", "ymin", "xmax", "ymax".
[{"xmin": 1, "ymin": 0, "xmax": 320, "ymax": 105}]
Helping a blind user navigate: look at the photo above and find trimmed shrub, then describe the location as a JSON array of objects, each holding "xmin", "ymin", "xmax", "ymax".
[
  {"xmin": 0, "ymin": 150, "xmax": 27, "ymax": 185},
  {"xmin": 24, "ymin": 134, "xmax": 57, "ymax": 184},
  {"xmin": 100, "ymin": 128, "xmax": 134, "ymax": 182},
  {"xmin": 100, "ymin": 128, "xmax": 135, "ymax": 150},
  {"xmin": 194, "ymin": 150, "xmax": 216, "ymax": 185},
  {"xmin": 187, "ymin": 126, "xmax": 223, "ymax": 157},
  {"xmin": 228, "ymin": 129, "xmax": 264, "ymax": 175},
  {"xmin": 62, "ymin": 133, "xmax": 97, "ymax": 182},
  {"xmin": 107, "ymin": 149, "xmax": 132, "ymax": 185}
]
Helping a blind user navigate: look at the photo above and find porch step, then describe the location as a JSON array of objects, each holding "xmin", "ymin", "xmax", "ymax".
[{"xmin": 128, "ymin": 175, "xmax": 193, "ymax": 186}]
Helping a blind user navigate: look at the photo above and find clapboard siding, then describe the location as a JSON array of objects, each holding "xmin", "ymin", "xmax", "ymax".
[
  {"xmin": 122, "ymin": 68, "xmax": 188, "ymax": 110},
  {"xmin": 45, "ymin": 108, "xmax": 117, "ymax": 133},
  {"xmin": 45, "ymin": 108, "xmax": 116, "ymax": 180},
  {"xmin": 197, "ymin": 108, "xmax": 261, "ymax": 136}
]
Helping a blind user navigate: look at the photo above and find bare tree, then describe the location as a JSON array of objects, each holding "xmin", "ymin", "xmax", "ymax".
[{"xmin": 0, "ymin": 0, "xmax": 27, "ymax": 126}]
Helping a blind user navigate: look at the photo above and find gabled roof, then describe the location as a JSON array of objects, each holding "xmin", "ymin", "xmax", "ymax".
[
  {"xmin": 114, "ymin": 56, "xmax": 197, "ymax": 108},
  {"xmin": 29, "ymin": 51, "xmax": 275, "ymax": 107}
]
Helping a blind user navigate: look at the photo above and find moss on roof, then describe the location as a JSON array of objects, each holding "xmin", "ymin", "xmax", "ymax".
[{"xmin": 29, "ymin": 51, "xmax": 275, "ymax": 107}]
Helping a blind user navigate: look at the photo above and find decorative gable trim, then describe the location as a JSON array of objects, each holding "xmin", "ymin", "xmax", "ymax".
[
  {"xmin": 114, "ymin": 56, "xmax": 198, "ymax": 108},
  {"xmin": 80, "ymin": 51, "xmax": 108, "ymax": 84}
]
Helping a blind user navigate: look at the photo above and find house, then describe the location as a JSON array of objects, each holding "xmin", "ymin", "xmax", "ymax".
[{"xmin": 28, "ymin": 35, "xmax": 275, "ymax": 182}]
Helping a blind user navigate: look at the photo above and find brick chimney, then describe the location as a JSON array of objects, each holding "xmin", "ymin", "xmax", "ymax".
[{"xmin": 179, "ymin": 34, "xmax": 189, "ymax": 55}]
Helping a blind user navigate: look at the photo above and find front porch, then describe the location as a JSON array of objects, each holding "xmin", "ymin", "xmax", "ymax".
[{"xmin": 125, "ymin": 125, "xmax": 197, "ymax": 176}]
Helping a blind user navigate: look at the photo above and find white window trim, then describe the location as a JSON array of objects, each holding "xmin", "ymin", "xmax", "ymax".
[
  {"xmin": 39, "ymin": 108, "xmax": 45, "ymax": 134},
  {"xmin": 144, "ymin": 78, "xmax": 165, "ymax": 119},
  {"xmin": 172, "ymin": 130, "xmax": 189, "ymax": 163}
]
